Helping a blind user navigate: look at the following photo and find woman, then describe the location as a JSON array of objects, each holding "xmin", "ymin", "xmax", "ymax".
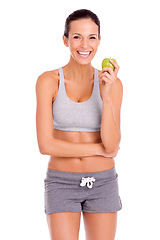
[{"xmin": 36, "ymin": 9, "xmax": 123, "ymax": 240}]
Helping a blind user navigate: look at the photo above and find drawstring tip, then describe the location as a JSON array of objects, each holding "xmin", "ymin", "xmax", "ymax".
[{"xmin": 80, "ymin": 177, "xmax": 96, "ymax": 189}]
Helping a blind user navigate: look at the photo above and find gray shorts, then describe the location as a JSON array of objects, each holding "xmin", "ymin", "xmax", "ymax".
[{"xmin": 44, "ymin": 167, "xmax": 122, "ymax": 214}]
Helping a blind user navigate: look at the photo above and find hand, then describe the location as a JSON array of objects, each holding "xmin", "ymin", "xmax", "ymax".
[
  {"xmin": 100, "ymin": 142, "xmax": 120, "ymax": 158},
  {"xmin": 99, "ymin": 60, "xmax": 120, "ymax": 101}
]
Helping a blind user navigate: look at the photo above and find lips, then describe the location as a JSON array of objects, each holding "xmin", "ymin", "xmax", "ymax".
[{"xmin": 77, "ymin": 51, "xmax": 92, "ymax": 58}]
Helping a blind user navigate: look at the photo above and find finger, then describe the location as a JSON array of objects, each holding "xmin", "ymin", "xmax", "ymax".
[
  {"xmin": 110, "ymin": 59, "xmax": 120, "ymax": 70},
  {"xmin": 114, "ymin": 68, "xmax": 119, "ymax": 76},
  {"xmin": 100, "ymin": 72, "xmax": 114, "ymax": 84},
  {"xmin": 99, "ymin": 78, "xmax": 104, "ymax": 85},
  {"xmin": 99, "ymin": 69, "xmax": 114, "ymax": 79},
  {"xmin": 102, "ymin": 66, "xmax": 113, "ymax": 75},
  {"xmin": 99, "ymin": 76, "xmax": 106, "ymax": 85},
  {"xmin": 101, "ymin": 70, "xmax": 113, "ymax": 80},
  {"xmin": 110, "ymin": 62, "xmax": 119, "ymax": 77},
  {"xmin": 102, "ymin": 69, "xmax": 117, "ymax": 83},
  {"xmin": 99, "ymin": 75, "xmax": 112, "ymax": 85}
]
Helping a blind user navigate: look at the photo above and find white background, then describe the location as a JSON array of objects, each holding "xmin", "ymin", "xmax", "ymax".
[{"xmin": 0, "ymin": 0, "xmax": 160, "ymax": 239}]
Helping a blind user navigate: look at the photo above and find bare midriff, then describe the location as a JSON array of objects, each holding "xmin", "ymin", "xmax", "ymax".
[{"xmin": 48, "ymin": 129, "xmax": 115, "ymax": 173}]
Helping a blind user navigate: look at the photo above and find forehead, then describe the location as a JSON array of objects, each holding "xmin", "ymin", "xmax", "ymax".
[{"xmin": 69, "ymin": 18, "xmax": 98, "ymax": 35}]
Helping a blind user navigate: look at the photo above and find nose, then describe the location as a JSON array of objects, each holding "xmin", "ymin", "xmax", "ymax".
[{"xmin": 81, "ymin": 38, "xmax": 89, "ymax": 49}]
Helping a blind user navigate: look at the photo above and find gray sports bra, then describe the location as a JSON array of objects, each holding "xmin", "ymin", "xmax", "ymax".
[{"xmin": 52, "ymin": 67, "xmax": 103, "ymax": 132}]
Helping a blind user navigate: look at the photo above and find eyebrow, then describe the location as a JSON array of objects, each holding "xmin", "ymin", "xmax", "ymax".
[{"xmin": 72, "ymin": 33, "xmax": 98, "ymax": 36}]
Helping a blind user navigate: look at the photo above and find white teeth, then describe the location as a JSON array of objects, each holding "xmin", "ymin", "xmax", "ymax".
[{"xmin": 78, "ymin": 51, "xmax": 91, "ymax": 55}]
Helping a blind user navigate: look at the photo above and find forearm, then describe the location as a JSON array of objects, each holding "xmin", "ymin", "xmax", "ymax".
[
  {"xmin": 101, "ymin": 100, "xmax": 121, "ymax": 153},
  {"xmin": 40, "ymin": 137, "xmax": 103, "ymax": 157}
]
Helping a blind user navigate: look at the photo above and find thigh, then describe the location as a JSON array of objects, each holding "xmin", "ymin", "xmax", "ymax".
[
  {"xmin": 83, "ymin": 212, "xmax": 117, "ymax": 240},
  {"xmin": 46, "ymin": 212, "xmax": 81, "ymax": 240}
]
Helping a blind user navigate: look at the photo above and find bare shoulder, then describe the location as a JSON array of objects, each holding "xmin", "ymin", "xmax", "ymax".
[
  {"xmin": 35, "ymin": 69, "xmax": 59, "ymax": 100},
  {"xmin": 113, "ymin": 77, "xmax": 123, "ymax": 96},
  {"xmin": 115, "ymin": 77, "xmax": 123, "ymax": 88},
  {"xmin": 36, "ymin": 69, "xmax": 59, "ymax": 89}
]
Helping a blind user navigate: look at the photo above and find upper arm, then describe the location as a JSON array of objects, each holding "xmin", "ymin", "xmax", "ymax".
[
  {"xmin": 111, "ymin": 77, "xmax": 123, "ymax": 132},
  {"xmin": 35, "ymin": 71, "xmax": 58, "ymax": 153}
]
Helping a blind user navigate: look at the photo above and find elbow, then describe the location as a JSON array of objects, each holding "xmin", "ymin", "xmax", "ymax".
[
  {"xmin": 104, "ymin": 147, "xmax": 116, "ymax": 154},
  {"xmin": 39, "ymin": 147, "xmax": 47, "ymax": 155},
  {"xmin": 36, "ymin": 134, "xmax": 56, "ymax": 155},
  {"xmin": 38, "ymin": 138, "xmax": 56, "ymax": 156},
  {"xmin": 39, "ymin": 145, "xmax": 47, "ymax": 155},
  {"xmin": 103, "ymin": 139, "xmax": 121, "ymax": 154},
  {"xmin": 101, "ymin": 130, "xmax": 121, "ymax": 153},
  {"xmin": 104, "ymin": 145, "xmax": 118, "ymax": 154},
  {"xmin": 38, "ymin": 142, "xmax": 49, "ymax": 155}
]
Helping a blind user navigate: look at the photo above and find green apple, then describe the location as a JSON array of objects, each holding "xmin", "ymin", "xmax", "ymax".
[{"xmin": 102, "ymin": 58, "xmax": 117, "ymax": 70}]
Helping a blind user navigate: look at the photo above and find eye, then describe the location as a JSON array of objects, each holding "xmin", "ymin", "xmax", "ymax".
[
  {"xmin": 90, "ymin": 36, "xmax": 96, "ymax": 39},
  {"xmin": 73, "ymin": 36, "xmax": 80, "ymax": 39}
]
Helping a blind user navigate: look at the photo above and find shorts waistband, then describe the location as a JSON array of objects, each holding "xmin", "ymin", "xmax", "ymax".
[{"xmin": 46, "ymin": 167, "xmax": 117, "ymax": 181}]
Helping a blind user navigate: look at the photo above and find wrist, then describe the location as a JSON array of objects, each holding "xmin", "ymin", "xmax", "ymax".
[
  {"xmin": 103, "ymin": 97, "xmax": 112, "ymax": 103},
  {"xmin": 96, "ymin": 142, "xmax": 105, "ymax": 156}
]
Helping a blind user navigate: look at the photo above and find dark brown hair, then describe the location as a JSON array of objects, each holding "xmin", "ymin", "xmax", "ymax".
[{"xmin": 64, "ymin": 9, "xmax": 100, "ymax": 39}]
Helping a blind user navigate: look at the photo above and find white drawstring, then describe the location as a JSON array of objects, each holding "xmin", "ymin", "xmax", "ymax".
[{"xmin": 80, "ymin": 177, "xmax": 96, "ymax": 189}]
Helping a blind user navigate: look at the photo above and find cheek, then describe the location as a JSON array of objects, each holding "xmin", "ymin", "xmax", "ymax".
[
  {"xmin": 90, "ymin": 41, "xmax": 99, "ymax": 50},
  {"xmin": 91, "ymin": 43, "xmax": 99, "ymax": 54},
  {"xmin": 69, "ymin": 39, "xmax": 79, "ymax": 49}
]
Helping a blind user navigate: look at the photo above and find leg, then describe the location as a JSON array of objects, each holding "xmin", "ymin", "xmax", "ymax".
[
  {"xmin": 83, "ymin": 212, "xmax": 117, "ymax": 240},
  {"xmin": 46, "ymin": 212, "xmax": 81, "ymax": 240}
]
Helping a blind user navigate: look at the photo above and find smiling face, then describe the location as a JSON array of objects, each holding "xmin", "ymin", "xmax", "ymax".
[{"xmin": 63, "ymin": 18, "xmax": 101, "ymax": 65}]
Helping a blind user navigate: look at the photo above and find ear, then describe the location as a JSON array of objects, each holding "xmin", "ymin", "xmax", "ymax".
[{"xmin": 63, "ymin": 35, "xmax": 69, "ymax": 47}]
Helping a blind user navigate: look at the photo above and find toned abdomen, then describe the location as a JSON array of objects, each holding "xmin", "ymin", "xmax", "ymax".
[{"xmin": 48, "ymin": 129, "xmax": 115, "ymax": 173}]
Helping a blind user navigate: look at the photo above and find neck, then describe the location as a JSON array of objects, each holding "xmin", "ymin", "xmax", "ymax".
[{"xmin": 63, "ymin": 56, "xmax": 94, "ymax": 82}]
